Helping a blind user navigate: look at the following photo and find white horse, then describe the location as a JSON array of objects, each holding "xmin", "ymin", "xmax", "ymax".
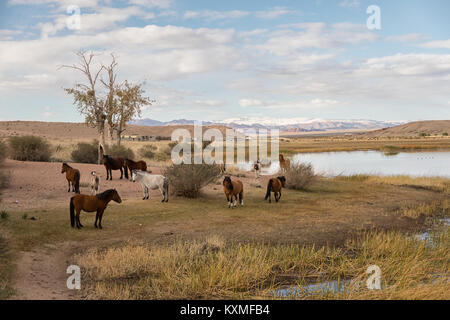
[{"xmin": 132, "ymin": 170, "xmax": 169, "ymax": 202}]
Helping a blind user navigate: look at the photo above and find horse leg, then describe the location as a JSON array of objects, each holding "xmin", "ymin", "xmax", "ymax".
[
  {"xmin": 94, "ymin": 210, "xmax": 100, "ymax": 228},
  {"xmin": 98, "ymin": 209, "xmax": 104, "ymax": 229},
  {"xmin": 76, "ymin": 209, "xmax": 82, "ymax": 229},
  {"xmin": 67, "ymin": 180, "xmax": 71, "ymax": 192},
  {"xmin": 120, "ymin": 167, "xmax": 123, "ymax": 179},
  {"xmin": 226, "ymin": 194, "xmax": 231, "ymax": 208},
  {"xmin": 159, "ymin": 187, "xmax": 165, "ymax": 202},
  {"xmin": 275, "ymin": 192, "xmax": 279, "ymax": 202},
  {"xmin": 239, "ymin": 192, "xmax": 244, "ymax": 206},
  {"xmin": 233, "ymin": 194, "xmax": 237, "ymax": 207}
]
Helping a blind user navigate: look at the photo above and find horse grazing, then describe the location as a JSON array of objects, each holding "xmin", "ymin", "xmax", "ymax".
[
  {"xmin": 90, "ymin": 171, "xmax": 100, "ymax": 195},
  {"xmin": 61, "ymin": 163, "xmax": 80, "ymax": 194},
  {"xmin": 132, "ymin": 170, "xmax": 169, "ymax": 202},
  {"xmin": 102, "ymin": 155, "xmax": 128, "ymax": 180},
  {"xmin": 254, "ymin": 159, "xmax": 261, "ymax": 178},
  {"xmin": 223, "ymin": 176, "xmax": 244, "ymax": 208},
  {"xmin": 69, "ymin": 189, "xmax": 122, "ymax": 229},
  {"xmin": 265, "ymin": 176, "xmax": 286, "ymax": 203},
  {"xmin": 125, "ymin": 159, "xmax": 147, "ymax": 179},
  {"xmin": 279, "ymin": 154, "xmax": 291, "ymax": 173}
]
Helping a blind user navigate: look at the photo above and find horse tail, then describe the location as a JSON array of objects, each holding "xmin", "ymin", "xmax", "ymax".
[
  {"xmin": 164, "ymin": 177, "xmax": 169, "ymax": 201},
  {"xmin": 265, "ymin": 179, "xmax": 273, "ymax": 200},
  {"xmin": 70, "ymin": 197, "xmax": 75, "ymax": 227},
  {"xmin": 74, "ymin": 171, "xmax": 80, "ymax": 194}
]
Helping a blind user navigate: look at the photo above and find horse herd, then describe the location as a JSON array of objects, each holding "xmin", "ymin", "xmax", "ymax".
[{"xmin": 63, "ymin": 153, "xmax": 291, "ymax": 229}]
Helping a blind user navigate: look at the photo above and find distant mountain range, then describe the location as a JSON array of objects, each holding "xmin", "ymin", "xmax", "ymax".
[{"xmin": 130, "ymin": 117, "xmax": 406, "ymax": 133}]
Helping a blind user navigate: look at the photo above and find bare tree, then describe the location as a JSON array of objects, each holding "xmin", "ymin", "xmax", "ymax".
[
  {"xmin": 60, "ymin": 51, "xmax": 117, "ymax": 163},
  {"xmin": 109, "ymin": 80, "xmax": 152, "ymax": 145}
]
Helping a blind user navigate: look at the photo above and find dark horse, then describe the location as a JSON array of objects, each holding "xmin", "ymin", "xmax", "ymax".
[
  {"xmin": 125, "ymin": 159, "xmax": 147, "ymax": 180},
  {"xmin": 69, "ymin": 189, "xmax": 122, "ymax": 229},
  {"xmin": 102, "ymin": 155, "xmax": 128, "ymax": 180},
  {"xmin": 265, "ymin": 176, "xmax": 286, "ymax": 203},
  {"xmin": 223, "ymin": 176, "xmax": 244, "ymax": 209},
  {"xmin": 61, "ymin": 163, "xmax": 80, "ymax": 193}
]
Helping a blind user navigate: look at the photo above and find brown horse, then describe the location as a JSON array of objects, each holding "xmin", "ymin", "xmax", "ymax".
[
  {"xmin": 265, "ymin": 176, "xmax": 286, "ymax": 203},
  {"xmin": 69, "ymin": 189, "xmax": 122, "ymax": 229},
  {"xmin": 223, "ymin": 176, "xmax": 244, "ymax": 208},
  {"xmin": 125, "ymin": 159, "xmax": 147, "ymax": 179},
  {"xmin": 61, "ymin": 163, "xmax": 80, "ymax": 193},
  {"xmin": 279, "ymin": 154, "xmax": 291, "ymax": 173},
  {"xmin": 103, "ymin": 155, "xmax": 127, "ymax": 180}
]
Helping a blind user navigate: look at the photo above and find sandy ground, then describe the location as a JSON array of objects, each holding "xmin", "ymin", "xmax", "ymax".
[
  {"xmin": 0, "ymin": 159, "xmax": 262, "ymax": 299},
  {"xmin": 0, "ymin": 159, "xmax": 170, "ymax": 211}
]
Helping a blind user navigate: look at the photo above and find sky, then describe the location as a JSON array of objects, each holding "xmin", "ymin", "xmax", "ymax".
[{"xmin": 0, "ymin": 0, "xmax": 449, "ymax": 123}]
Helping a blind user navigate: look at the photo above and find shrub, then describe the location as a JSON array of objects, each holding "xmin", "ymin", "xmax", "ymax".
[
  {"xmin": 285, "ymin": 163, "xmax": 316, "ymax": 190},
  {"xmin": 71, "ymin": 141, "xmax": 98, "ymax": 164},
  {"xmin": 107, "ymin": 144, "xmax": 135, "ymax": 160},
  {"xmin": 139, "ymin": 144, "xmax": 157, "ymax": 159},
  {"xmin": 443, "ymin": 132, "xmax": 448, "ymax": 136},
  {"xmin": 154, "ymin": 152, "xmax": 170, "ymax": 162},
  {"xmin": 0, "ymin": 211, "xmax": 8, "ymax": 220},
  {"xmin": 164, "ymin": 163, "xmax": 221, "ymax": 198},
  {"xmin": 8, "ymin": 135, "xmax": 51, "ymax": 162},
  {"xmin": 0, "ymin": 141, "xmax": 7, "ymax": 163}
]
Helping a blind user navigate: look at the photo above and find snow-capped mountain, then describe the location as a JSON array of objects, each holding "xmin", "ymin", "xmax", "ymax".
[{"xmin": 130, "ymin": 117, "xmax": 406, "ymax": 132}]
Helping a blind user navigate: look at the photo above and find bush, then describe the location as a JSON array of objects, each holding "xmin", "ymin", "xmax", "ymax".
[
  {"xmin": 0, "ymin": 211, "xmax": 8, "ymax": 220},
  {"xmin": 139, "ymin": 144, "xmax": 157, "ymax": 159},
  {"xmin": 71, "ymin": 141, "xmax": 99, "ymax": 164},
  {"xmin": 164, "ymin": 163, "xmax": 221, "ymax": 198},
  {"xmin": 8, "ymin": 136, "xmax": 51, "ymax": 162},
  {"xmin": 107, "ymin": 144, "xmax": 135, "ymax": 160},
  {"xmin": 0, "ymin": 140, "xmax": 7, "ymax": 163},
  {"xmin": 443, "ymin": 132, "xmax": 448, "ymax": 136},
  {"xmin": 285, "ymin": 163, "xmax": 316, "ymax": 190}
]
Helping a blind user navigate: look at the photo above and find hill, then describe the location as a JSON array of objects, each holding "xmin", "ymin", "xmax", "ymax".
[
  {"xmin": 363, "ymin": 120, "xmax": 450, "ymax": 137},
  {"xmin": 0, "ymin": 121, "xmax": 231, "ymax": 141}
]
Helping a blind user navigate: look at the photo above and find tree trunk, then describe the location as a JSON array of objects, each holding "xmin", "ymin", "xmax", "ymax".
[
  {"xmin": 98, "ymin": 118, "xmax": 106, "ymax": 164},
  {"xmin": 117, "ymin": 121, "xmax": 123, "ymax": 146}
]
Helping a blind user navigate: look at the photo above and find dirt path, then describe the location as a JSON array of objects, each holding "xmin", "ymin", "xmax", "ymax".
[{"xmin": 12, "ymin": 243, "xmax": 78, "ymax": 300}]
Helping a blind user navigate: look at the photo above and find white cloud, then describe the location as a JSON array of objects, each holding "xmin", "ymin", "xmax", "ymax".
[
  {"xmin": 39, "ymin": 6, "xmax": 145, "ymax": 37},
  {"xmin": 385, "ymin": 33, "xmax": 424, "ymax": 43},
  {"xmin": 419, "ymin": 39, "xmax": 450, "ymax": 49},
  {"xmin": 0, "ymin": 29, "xmax": 22, "ymax": 40},
  {"xmin": 183, "ymin": 10, "xmax": 250, "ymax": 20},
  {"xmin": 239, "ymin": 99, "xmax": 264, "ymax": 107},
  {"xmin": 339, "ymin": 0, "xmax": 360, "ymax": 8},
  {"xmin": 128, "ymin": 0, "xmax": 171, "ymax": 9},
  {"xmin": 255, "ymin": 7, "xmax": 290, "ymax": 19},
  {"xmin": 239, "ymin": 98, "xmax": 339, "ymax": 109},
  {"xmin": 8, "ymin": 0, "xmax": 101, "ymax": 8}
]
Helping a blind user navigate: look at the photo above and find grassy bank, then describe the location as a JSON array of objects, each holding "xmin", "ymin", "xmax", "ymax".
[
  {"xmin": 75, "ymin": 225, "xmax": 449, "ymax": 300},
  {"xmin": 278, "ymin": 136, "xmax": 450, "ymax": 154}
]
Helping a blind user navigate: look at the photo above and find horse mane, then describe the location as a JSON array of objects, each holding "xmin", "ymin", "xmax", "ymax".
[
  {"xmin": 223, "ymin": 176, "xmax": 233, "ymax": 190},
  {"xmin": 279, "ymin": 154, "xmax": 285, "ymax": 161},
  {"xmin": 96, "ymin": 189, "xmax": 115, "ymax": 200},
  {"xmin": 277, "ymin": 176, "xmax": 286, "ymax": 183},
  {"xmin": 62, "ymin": 162, "xmax": 72, "ymax": 168}
]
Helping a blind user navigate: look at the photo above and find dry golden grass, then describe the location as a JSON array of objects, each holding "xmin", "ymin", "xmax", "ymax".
[{"xmin": 75, "ymin": 227, "xmax": 449, "ymax": 300}]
